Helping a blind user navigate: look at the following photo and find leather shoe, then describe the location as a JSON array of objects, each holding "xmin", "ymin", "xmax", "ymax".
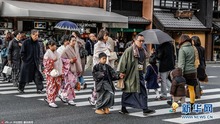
[
  {"xmin": 37, "ymin": 90, "xmax": 45, "ymax": 94},
  {"xmin": 143, "ymin": 109, "xmax": 156, "ymax": 115},
  {"xmin": 18, "ymin": 89, "xmax": 25, "ymax": 93}
]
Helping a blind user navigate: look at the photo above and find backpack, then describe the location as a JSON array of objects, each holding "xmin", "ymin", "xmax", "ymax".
[
  {"xmin": 1, "ymin": 47, "xmax": 8, "ymax": 58},
  {"xmin": 79, "ymin": 46, "xmax": 88, "ymax": 58}
]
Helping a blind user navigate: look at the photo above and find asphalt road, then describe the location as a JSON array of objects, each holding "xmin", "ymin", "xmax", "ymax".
[{"xmin": 0, "ymin": 64, "xmax": 220, "ymax": 124}]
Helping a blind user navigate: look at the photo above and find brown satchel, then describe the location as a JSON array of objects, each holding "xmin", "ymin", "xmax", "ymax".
[
  {"xmin": 116, "ymin": 79, "xmax": 124, "ymax": 90},
  {"xmin": 75, "ymin": 82, "xmax": 81, "ymax": 91}
]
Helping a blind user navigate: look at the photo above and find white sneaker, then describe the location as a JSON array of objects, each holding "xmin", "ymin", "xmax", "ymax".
[
  {"xmin": 49, "ymin": 103, "xmax": 58, "ymax": 108},
  {"xmin": 68, "ymin": 100, "xmax": 76, "ymax": 106}
]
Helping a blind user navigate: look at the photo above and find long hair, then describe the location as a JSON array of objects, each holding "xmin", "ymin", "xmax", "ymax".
[
  {"xmin": 97, "ymin": 29, "xmax": 109, "ymax": 41},
  {"xmin": 191, "ymin": 36, "xmax": 201, "ymax": 46}
]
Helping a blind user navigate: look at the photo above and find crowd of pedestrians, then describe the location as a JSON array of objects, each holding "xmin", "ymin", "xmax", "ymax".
[{"xmin": 0, "ymin": 29, "xmax": 207, "ymax": 115}]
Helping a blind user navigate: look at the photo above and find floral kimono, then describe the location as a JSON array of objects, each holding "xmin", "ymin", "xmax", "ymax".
[
  {"xmin": 43, "ymin": 49, "xmax": 63, "ymax": 103},
  {"xmin": 60, "ymin": 45, "xmax": 82, "ymax": 101}
]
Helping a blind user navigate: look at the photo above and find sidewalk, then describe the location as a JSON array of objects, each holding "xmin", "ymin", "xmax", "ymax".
[{"xmin": 206, "ymin": 61, "xmax": 220, "ymax": 64}]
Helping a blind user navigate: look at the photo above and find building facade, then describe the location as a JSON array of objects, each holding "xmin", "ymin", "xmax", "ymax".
[
  {"xmin": 153, "ymin": 0, "xmax": 213, "ymax": 61},
  {"xmin": 0, "ymin": 0, "xmax": 128, "ymax": 41}
]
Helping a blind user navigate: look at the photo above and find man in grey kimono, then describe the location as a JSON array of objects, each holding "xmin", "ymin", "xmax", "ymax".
[{"xmin": 117, "ymin": 34, "xmax": 155, "ymax": 115}]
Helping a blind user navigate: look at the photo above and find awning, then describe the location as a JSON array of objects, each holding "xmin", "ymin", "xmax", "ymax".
[
  {"xmin": 153, "ymin": 11, "xmax": 210, "ymax": 31},
  {"xmin": 128, "ymin": 16, "xmax": 151, "ymax": 24},
  {"xmin": 1, "ymin": 1, "xmax": 128, "ymax": 24}
]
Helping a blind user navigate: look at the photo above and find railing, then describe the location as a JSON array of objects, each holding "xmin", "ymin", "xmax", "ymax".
[{"xmin": 156, "ymin": 0, "xmax": 198, "ymax": 10}]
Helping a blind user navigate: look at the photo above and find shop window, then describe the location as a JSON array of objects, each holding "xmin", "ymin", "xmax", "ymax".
[{"xmin": 213, "ymin": 35, "xmax": 220, "ymax": 60}]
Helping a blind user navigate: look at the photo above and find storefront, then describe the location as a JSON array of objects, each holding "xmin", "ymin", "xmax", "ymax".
[
  {"xmin": 0, "ymin": 0, "xmax": 128, "ymax": 41},
  {"xmin": 153, "ymin": 11, "xmax": 211, "ymax": 60}
]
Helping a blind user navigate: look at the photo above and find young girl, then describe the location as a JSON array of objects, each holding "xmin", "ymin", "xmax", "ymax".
[
  {"xmin": 145, "ymin": 55, "xmax": 160, "ymax": 100},
  {"xmin": 92, "ymin": 52, "xmax": 119, "ymax": 114},
  {"xmin": 43, "ymin": 41, "xmax": 63, "ymax": 108}
]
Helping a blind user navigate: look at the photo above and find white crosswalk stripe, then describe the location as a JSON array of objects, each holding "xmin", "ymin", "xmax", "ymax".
[{"xmin": 1, "ymin": 75, "xmax": 220, "ymax": 123}]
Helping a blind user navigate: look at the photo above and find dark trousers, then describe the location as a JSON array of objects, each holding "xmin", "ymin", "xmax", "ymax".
[{"xmin": 19, "ymin": 69, "xmax": 44, "ymax": 91}]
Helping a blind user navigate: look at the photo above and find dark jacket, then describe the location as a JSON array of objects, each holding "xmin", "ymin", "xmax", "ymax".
[
  {"xmin": 170, "ymin": 68, "xmax": 186, "ymax": 97},
  {"xmin": 85, "ymin": 39, "xmax": 94, "ymax": 56},
  {"xmin": 7, "ymin": 38, "xmax": 22, "ymax": 66},
  {"xmin": 19, "ymin": 38, "xmax": 43, "ymax": 82},
  {"xmin": 92, "ymin": 63, "xmax": 119, "ymax": 92},
  {"xmin": 195, "ymin": 46, "xmax": 207, "ymax": 81},
  {"xmin": 145, "ymin": 64, "xmax": 160, "ymax": 89},
  {"xmin": 156, "ymin": 42, "xmax": 175, "ymax": 72}
]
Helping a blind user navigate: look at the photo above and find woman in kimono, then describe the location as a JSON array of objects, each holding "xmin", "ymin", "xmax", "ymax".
[
  {"xmin": 60, "ymin": 35, "xmax": 82, "ymax": 106},
  {"xmin": 43, "ymin": 41, "xmax": 63, "ymax": 108},
  {"xmin": 72, "ymin": 31, "xmax": 87, "ymax": 90},
  {"xmin": 92, "ymin": 52, "xmax": 119, "ymax": 114}
]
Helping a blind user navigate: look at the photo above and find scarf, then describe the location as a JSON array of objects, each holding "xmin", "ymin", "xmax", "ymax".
[
  {"xmin": 132, "ymin": 44, "xmax": 149, "ymax": 59},
  {"xmin": 44, "ymin": 49, "xmax": 63, "ymax": 75},
  {"xmin": 61, "ymin": 45, "xmax": 82, "ymax": 74}
]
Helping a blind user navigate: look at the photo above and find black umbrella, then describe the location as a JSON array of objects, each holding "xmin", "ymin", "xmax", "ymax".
[{"xmin": 139, "ymin": 29, "xmax": 173, "ymax": 44}]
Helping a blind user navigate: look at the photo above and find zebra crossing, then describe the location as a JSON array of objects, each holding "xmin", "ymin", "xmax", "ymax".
[{"xmin": 0, "ymin": 75, "xmax": 220, "ymax": 123}]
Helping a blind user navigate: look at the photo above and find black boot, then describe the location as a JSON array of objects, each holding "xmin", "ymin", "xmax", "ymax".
[{"xmin": 119, "ymin": 106, "xmax": 129, "ymax": 114}]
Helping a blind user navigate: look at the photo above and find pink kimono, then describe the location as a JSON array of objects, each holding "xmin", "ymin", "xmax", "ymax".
[{"xmin": 60, "ymin": 45, "xmax": 82, "ymax": 101}]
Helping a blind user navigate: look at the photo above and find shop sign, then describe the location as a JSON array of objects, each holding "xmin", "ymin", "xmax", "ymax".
[
  {"xmin": 34, "ymin": 22, "xmax": 46, "ymax": 29},
  {"xmin": 77, "ymin": 23, "xmax": 97, "ymax": 28}
]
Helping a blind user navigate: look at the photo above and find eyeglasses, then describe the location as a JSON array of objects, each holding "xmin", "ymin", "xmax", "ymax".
[{"xmin": 137, "ymin": 39, "xmax": 145, "ymax": 43}]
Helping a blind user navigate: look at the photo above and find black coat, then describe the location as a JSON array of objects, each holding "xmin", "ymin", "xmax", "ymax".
[
  {"xmin": 156, "ymin": 42, "xmax": 175, "ymax": 72},
  {"xmin": 92, "ymin": 63, "xmax": 119, "ymax": 92},
  {"xmin": 19, "ymin": 38, "xmax": 43, "ymax": 82},
  {"xmin": 85, "ymin": 39, "xmax": 94, "ymax": 56},
  {"xmin": 7, "ymin": 38, "xmax": 22, "ymax": 66}
]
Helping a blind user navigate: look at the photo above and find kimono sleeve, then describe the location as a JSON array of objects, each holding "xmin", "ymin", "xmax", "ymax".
[
  {"xmin": 116, "ymin": 50, "xmax": 128, "ymax": 73},
  {"xmin": 107, "ymin": 64, "xmax": 119, "ymax": 81},
  {"xmin": 43, "ymin": 58, "xmax": 55, "ymax": 76}
]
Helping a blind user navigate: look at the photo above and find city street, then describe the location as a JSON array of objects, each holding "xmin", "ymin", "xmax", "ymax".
[{"xmin": 0, "ymin": 64, "xmax": 220, "ymax": 124}]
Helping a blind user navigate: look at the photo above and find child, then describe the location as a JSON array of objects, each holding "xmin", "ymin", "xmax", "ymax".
[
  {"xmin": 169, "ymin": 68, "xmax": 186, "ymax": 112},
  {"xmin": 92, "ymin": 52, "xmax": 119, "ymax": 114},
  {"xmin": 145, "ymin": 55, "xmax": 160, "ymax": 100},
  {"xmin": 43, "ymin": 41, "xmax": 63, "ymax": 108}
]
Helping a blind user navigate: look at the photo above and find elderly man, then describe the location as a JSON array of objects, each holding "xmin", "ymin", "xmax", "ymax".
[
  {"xmin": 117, "ymin": 34, "xmax": 155, "ymax": 115},
  {"xmin": 85, "ymin": 33, "xmax": 96, "ymax": 71},
  {"xmin": 18, "ymin": 29, "xmax": 44, "ymax": 94}
]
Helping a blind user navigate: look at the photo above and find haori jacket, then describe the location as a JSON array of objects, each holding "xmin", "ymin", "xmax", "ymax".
[{"xmin": 117, "ymin": 46, "xmax": 147, "ymax": 93}]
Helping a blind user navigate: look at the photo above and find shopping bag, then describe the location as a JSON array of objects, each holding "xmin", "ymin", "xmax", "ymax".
[
  {"xmin": 109, "ymin": 52, "xmax": 118, "ymax": 60},
  {"xmin": 2, "ymin": 65, "xmax": 12, "ymax": 75},
  {"xmin": 116, "ymin": 79, "xmax": 124, "ymax": 90}
]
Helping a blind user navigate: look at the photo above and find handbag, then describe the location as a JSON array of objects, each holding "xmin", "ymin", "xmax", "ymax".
[
  {"xmin": 2, "ymin": 65, "xmax": 12, "ymax": 75},
  {"xmin": 50, "ymin": 69, "xmax": 59, "ymax": 77},
  {"xmin": 116, "ymin": 79, "xmax": 124, "ymax": 90},
  {"xmin": 75, "ymin": 82, "xmax": 81, "ymax": 91},
  {"xmin": 109, "ymin": 52, "xmax": 118, "ymax": 60},
  {"xmin": 149, "ymin": 64, "xmax": 163, "ymax": 83}
]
